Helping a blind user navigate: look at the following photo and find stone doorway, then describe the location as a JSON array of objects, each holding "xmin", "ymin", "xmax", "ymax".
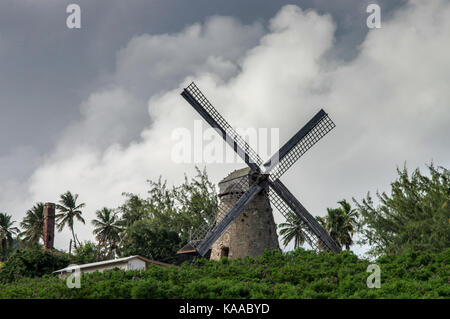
[{"xmin": 220, "ymin": 247, "xmax": 229, "ymax": 258}]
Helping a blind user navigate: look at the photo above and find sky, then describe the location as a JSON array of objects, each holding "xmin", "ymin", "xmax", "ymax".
[{"xmin": 0, "ymin": 0, "xmax": 448, "ymax": 255}]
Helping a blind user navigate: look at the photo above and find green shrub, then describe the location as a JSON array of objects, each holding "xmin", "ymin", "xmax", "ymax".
[
  {"xmin": 0, "ymin": 248, "xmax": 448, "ymax": 299},
  {"xmin": 0, "ymin": 248, "xmax": 70, "ymax": 283}
]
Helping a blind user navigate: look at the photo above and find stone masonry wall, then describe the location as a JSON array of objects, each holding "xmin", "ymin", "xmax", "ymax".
[{"xmin": 210, "ymin": 181, "xmax": 280, "ymax": 260}]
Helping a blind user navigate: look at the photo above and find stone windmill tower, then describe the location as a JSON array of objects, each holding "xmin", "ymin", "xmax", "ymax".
[
  {"xmin": 209, "ymin": 167, "xmax": 279, "ymax": 260},
  {"xmin": 177, "ymin": 82, "xmax": 342, "ymax": 260}
]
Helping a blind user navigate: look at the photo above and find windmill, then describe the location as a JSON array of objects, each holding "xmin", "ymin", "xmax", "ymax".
[{"xmin": 177, "ymin": 82, "xmax": 341, "ymax": 258}]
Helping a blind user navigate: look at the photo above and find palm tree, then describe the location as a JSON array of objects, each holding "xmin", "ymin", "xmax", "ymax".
[
  {"xmin": 92, "ymin": 208, "xmax": 121, "ymax": 257},
  {"xmin": 0, "ymin": 212, "xmax": 20, "ymax": 261},
  {"xmin": 316, "ymin": 200, "xmax": 358, "ymax": 250},
  {"xmin": 56, "ymin": 191, "xmax": 85, "ymax": 249},
  {"xmin": 278, "ymin": 211, "xmax": 307, "ymax": 249},
  {"xmin": 336, "ymin": 200, "xmax": 358, "ymax": 250},
  {"xmin": 315, "ymin": 216, "xmax": 329, "ymax": 251},
  {"xmin": 20, "ymin": 202, "xmax": 44, "ymax": 246}
]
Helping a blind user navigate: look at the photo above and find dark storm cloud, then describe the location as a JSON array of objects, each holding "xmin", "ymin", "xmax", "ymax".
[{"xmin": 0, "ymin": 0, "xmax": 407, "ymax": 157}]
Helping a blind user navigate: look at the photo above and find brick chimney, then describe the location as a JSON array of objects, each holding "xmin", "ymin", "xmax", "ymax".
[{"xmin": 43, "ymin": 202, "xmax": 55, "ymax": 250}]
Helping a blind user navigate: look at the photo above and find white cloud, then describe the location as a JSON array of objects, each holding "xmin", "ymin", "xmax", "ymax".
[{"xmin": 6, "ymin": 1, "xmax": 449, "ymax": 253}]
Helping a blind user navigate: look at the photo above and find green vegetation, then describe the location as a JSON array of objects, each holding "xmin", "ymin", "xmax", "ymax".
[
  {"xmin": 355, "ymin": 164, "xmax": 449, "ymax": 257},
  {"xmin": 0, "ymin": 162, "xmax": 448, "ymax": 299},
  {"xmin": 72, "ymin": 241, "xmax": 108, "ymax": 264},
  {"xmin": 116, "ymin": 167, "xmax": 217, "ymax": 261},
  {"xmin": 316, "ymin": 200, "xmax": 358, "ymax": 250},
  {"xmin": 118, "ymin": 167, "xmax": 218, "ymax": 245},
  {"xmin": 56, "ymin": 191, "xmax": 86, "ymax": 250},
  {"xmin": 278, "ymin": 210, "xmax": 308, "ymax": 249},
  {"xmin": 0, "ymin": 247, "xmax": 70, "ymax": 283},
  {"xmin": 0, "ymin": 212, "xmax": 20, "ymax": 261},
  {"xmin": 92, "ymin": 208, "xmax": 121, "ymax": 259},
  {"xmin": 119, "ymin": 220, "xmax": 181, "ymax": 263},
  {"xmin": 0, "ymin": 248, "xmax": 448, "ymax": 299},
  {"xmin": 20, "ymin": 202, "xmax": 45, "ymax": 247}
]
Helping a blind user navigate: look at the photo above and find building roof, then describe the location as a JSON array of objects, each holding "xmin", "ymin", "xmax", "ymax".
[
  {"xmin": 219, "ymin": 167, "xmax": 251, "ymax": 184},
  {"xmin": 53, "ymin": 255, "xmax": 170, "ymax": 273},
  {"xmin": 176, "ymin": 241, "xmax": 199, "ymax": 254}
]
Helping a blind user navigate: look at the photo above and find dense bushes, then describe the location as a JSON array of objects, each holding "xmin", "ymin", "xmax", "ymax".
[
  {"xmin": 119, "ymin": 220, "xmax": 181, "ymax": 263},
  {"xmin": 0, "ymin": 248, "xmax": 448, "ymax": 299},
  {"xmin": 355, "ymin": 164, "xmax": 449, "ymax": 257},
  {"xmin": 0, "ymin": 248, "xmax": 70, "ymax": 283}
]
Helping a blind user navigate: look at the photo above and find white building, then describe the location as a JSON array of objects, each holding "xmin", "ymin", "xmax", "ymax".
[{"xmin": 53, "ymin": 255, "xmax": 170, "ymax": 279}]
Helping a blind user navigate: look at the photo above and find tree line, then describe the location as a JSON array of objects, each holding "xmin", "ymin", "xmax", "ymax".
[
  {"xmin": 0, "ymin": 163, "xmax": 448, "ymax": 264},
  {"xmin": 0, "ymin": 167, "xmax": 218, "ymax": 263}
]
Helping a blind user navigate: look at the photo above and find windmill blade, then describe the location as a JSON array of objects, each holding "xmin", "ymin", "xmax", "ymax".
[
  {"xmin": 195, "ymin": 179, "xmax": 267, "ymax": 256},
  {"xmin": 263, "ymin": 109, "xmax": 335, "ymax": 179},
  {"xmin": 268, "ymin": 179, "xmax": 341, "ymax": 253},
  {"xmin": 181, "ymin": 82, "xmax": 263, "ymax": 172}
]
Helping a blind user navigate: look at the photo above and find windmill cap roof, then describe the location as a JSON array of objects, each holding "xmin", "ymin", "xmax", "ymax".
[{"xmin": 219, "ymin": 167, "xmax": 251, "ymax": 184}]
